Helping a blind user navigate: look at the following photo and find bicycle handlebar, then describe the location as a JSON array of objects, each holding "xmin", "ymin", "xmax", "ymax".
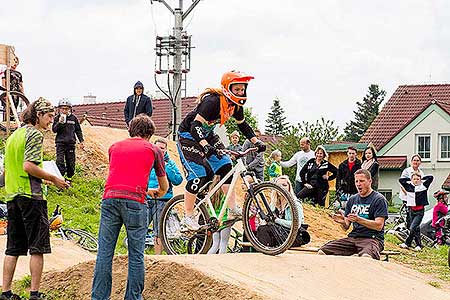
[{"xmin": 219, "ymin": 147, "xmax": 258, "ymax": 158}]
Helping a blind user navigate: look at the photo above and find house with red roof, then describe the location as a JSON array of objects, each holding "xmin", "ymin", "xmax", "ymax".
[
  {"xmin": 360, "ymin": 84, "xmax": 450, "ymax": 202},
  {"xmin": 71, "ymin": 97, "xmax": 197, "ymax": 138}
]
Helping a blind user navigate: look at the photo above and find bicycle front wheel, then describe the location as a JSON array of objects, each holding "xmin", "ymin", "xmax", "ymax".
[
  {"xmin": 65, "ymin": 229, "xmax": 99, "ymax": 252},
  {"xmin": 243, "ymin": 182, "xmax": 299, "ymax": 256},
  {"xmin": 159, "ymin": 195, "xmax": 212, "ymax": 255}
]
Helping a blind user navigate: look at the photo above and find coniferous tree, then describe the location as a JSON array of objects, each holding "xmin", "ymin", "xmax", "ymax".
[
  {"xmin": 344, "ymin": 84, "xmax": 386, "ymax": 142},
  {"xmin": 265, "ymin": 98, "xmax": 289, "ymax": 135}
]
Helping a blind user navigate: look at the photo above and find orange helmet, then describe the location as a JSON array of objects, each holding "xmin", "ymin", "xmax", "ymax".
[{"xmin": 221, "ymin": 71, "xmax": 254, "ymax": 106}]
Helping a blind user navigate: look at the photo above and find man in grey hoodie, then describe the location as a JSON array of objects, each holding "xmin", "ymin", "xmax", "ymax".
[{"xmin": 124, "ymin": 81, "xmax": 153, "ymax": 126}]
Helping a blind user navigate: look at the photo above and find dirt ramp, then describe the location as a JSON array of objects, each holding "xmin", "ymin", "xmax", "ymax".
[
  {"xmin": 0, "ymin": 236, "xmax": 95, "ymax": 281},
  {"xmin": 40, "ymin": 256, "xmax": 264, "ymax": 300},
  {"xmin": 155, "ymin": 252, "xmax": 449, "ymax": 300}
]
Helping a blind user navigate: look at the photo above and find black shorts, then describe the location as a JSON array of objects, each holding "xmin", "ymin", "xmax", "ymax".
[{"xmin": 6, "ymin": 196, "xmax": 51, "ymax": 256}]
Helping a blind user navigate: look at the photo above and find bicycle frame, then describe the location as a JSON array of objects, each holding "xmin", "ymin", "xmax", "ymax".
[{"xmin": 194, "ymin": 157, "xmax": 249, "ymax": 227}]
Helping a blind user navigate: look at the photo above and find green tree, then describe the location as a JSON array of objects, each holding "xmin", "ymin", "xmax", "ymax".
[
  {"xmin": 298, "ymin": 117, "xmax": 342, "ymax": 149},
  {"xmin": 265, "ymin": 98, "xmax": 289, "ymax": 135},
  {"xmin": 344, "ymin": 84, "xmax": 386, "ymax": 142},
  {"xmin": 225, "ymin": 107, "xmax": 259, "ymax": 144}
]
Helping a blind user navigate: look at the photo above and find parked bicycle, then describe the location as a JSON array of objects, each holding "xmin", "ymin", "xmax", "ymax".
[
  {"xmin": 159, "ymin": 148, "xmax": 299, "ymax": 256},
  {"xmin": 0, "ymin": 86, "xmax": 29, "ymax": 123},
  {"xmin": 49, "ymin": 205, "xmax": 99, "ymax": 252},
  {"xmin": 385, "ymin": 202, "xmax": 435, "ymax": 248},
  {"xmin": 327, "ymin": 189, "xmax": 350, "ymax": 211}
]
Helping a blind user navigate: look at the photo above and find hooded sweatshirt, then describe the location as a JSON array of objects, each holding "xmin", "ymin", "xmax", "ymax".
[{"xmin": 124, "ymin": 81, "xmax": 153, "ymax": 125}]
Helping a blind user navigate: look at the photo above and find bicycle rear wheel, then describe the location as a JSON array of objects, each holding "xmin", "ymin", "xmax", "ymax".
[
  {"xmin": 0, "ymin": 91, "xmax": 29, "ymax": 122},
  {"xmin": 159, "ymin": 195, "xmax": 212, "ymax": 255},
  {"xmin": 65, "ymin": 228, "xmax": 99, "ymax": 252},
  {"xmin": 243, "ymin": 182, "xmax": 299, "ymax": 256}
]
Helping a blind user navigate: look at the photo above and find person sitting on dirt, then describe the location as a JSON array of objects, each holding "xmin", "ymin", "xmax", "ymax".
[
  {"xmin": 147, "ymin": 138, "xmax": 183, "ymax": 255},
  {"xmin": 319, "ymin": 169, "xmax": 388, "ymax": 260},
  {"xmin": 124, "ymin": 81, "xmax": 153, "ymax": 127},
  {"xmin": 2, "ymin": 98, "xmax": 69, "ymax": 300},
  {"xmin": 336, "ymin": 146, "xmax": 361, "ymax": 196},
  {"xmin": 398, "ymin": 172, "xmax": 433, "ymax": 251},
  {"xmin": 297, "ymin": 145, "xmax": 337, "ymax": 207},
  {"xmin": 257, "ymin": 175, "xmax": 310, "ymax": 248},
  {"xmin": 268, "ymin": 149, "xmax": 282, "ymax": 181},
  {"xmin": 91, "ymin": 114, "xmax": 168, "ymax": 300},
  {"xmin": 177, "ymin": 70, "xmax": 266, "ymax": 231},
  {"xmin": 432, "ymin": 190, "xmax": 449, "ymax": 245},
  {"xmin": 52, "ymin": 99, "xmax": 84, "ymax": 183}
]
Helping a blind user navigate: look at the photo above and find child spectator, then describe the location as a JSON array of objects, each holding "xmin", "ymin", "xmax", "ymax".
[
  {"xmin": 52, "ymin": 99, "xmax": 84, "ymax": 183},
  {"xmin": 207, "ymin": 188, "xmax": 231, "ymax": 254},
  {"xmin": 432, "ymin": 190, "xmax": 449, "ymax": 245},
  {"xmin": 398, "ymin": 172, "xmax": 433, "ymax": 251},
  {"xmin": 268, "ymin": 149, "xmax": 282, "ymax": 181}
]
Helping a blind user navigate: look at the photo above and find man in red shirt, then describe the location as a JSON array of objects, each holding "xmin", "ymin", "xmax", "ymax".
[
  {"xmin": 336, "ymin": 146, "xmax": 362, "ymax": 196},
  {"xmin": 91, "ymin": 114, "xmax": 168, "ymax": 300}
]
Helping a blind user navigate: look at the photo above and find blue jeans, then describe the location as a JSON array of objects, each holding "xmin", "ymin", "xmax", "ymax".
[
  {"xmin": 92, "ymin": 198, "xmax": 148, "ymax": 300},
  {"xmin": 294, "ymin": 181, "xmax": 304, "ymax": 198},
  {"xmin": 405, "ymin": 208, "xmax": 424, "ymax": 247},
  {"xmin": 147, "ymin": 199, "xmax": 166, "ymax": 236}
]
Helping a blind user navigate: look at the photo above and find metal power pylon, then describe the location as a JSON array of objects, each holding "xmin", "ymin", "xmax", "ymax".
[{"xmin": 151, "ymin": 0, "xmax": 203, "ymax": 141}]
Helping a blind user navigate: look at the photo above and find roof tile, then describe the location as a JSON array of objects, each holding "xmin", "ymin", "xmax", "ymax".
[
  {"xmin": 360, "ymin": 84, "xmax": 450, "ymax": 150},
  {"xmin": 73, "ymin": 97, "xmax": 197, "ymax": 138}
]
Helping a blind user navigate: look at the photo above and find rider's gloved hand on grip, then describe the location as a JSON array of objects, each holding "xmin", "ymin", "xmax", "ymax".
[
  {"xmin": 254, "ymin": 140, "xmax": 266, "ymax": 153},
  {"xmin": 203, "ymin": 144, "xmax": 220, "ymax": 158}
]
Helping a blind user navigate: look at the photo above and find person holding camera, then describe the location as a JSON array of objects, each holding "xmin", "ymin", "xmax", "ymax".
[{"xmin": 52, "ymin": 99, "xmax": 84, "ymax": 183}]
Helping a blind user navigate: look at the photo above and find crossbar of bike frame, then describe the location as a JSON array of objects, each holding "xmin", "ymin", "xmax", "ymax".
[{"xmin": 195, "ymin": 158, "xmax": 246, "ymax": 226}]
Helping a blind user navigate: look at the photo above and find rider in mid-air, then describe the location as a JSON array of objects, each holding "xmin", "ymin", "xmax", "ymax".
[{"xmin": 177, "ymin": 71, "xmax": 266, "ymax": 230}]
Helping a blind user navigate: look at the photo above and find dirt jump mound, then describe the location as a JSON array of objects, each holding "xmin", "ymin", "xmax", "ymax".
[{"xmin": 40, "ymin": 256, "xmax": 263, "ymax": 300}]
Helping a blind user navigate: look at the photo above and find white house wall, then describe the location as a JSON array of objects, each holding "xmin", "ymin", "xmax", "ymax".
[{"xmin": 380, "ymin": 110, "xmax": 450, "ymax": 204}]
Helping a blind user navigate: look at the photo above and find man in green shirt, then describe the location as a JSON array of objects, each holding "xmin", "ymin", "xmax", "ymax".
[{"xmin": 1, "ymin": 98, "xmax": 69, "ymax": 300}]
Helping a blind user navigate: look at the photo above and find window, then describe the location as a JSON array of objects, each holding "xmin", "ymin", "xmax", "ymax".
[
  {"xmin": 416, "ymin": 135, "xmax": 431, "ymax": 160},
  {"xmin": 379, "ymin": 189, "xmax": 393, "ymax": 205},
  {"xmin": 440, "ymin": 134, "xmax": 450, "ymax": 160}
]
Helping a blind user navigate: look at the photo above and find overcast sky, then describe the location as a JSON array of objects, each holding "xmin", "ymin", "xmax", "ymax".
[{"xmin": 1, "ymin": 0, "xmax": 450, "ymax": 132}]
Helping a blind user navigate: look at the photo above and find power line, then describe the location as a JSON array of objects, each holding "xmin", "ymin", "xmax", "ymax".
[{"xmin": 150, "ymin": 0, "xmax": 203, "ymax": 141}]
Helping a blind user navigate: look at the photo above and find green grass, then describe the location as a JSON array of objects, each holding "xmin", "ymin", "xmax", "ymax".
[
  {"xmin": 385, "ymin": 234, "xmax": 450, "ymax": 283},
  {"xmin": 0, "ymin": 167, "xmax": 129, "ymax": 254}
]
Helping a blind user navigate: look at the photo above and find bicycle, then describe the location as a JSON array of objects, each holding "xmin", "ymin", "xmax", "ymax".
[
  {"xmin": 327, "ymin": 190, "xmax": 350, "ymax": 211},
  {"xmin": 0, "ymin": 86, "xmax": 29, "ymax": 124},
  {"xmin": 49, "ymin": 205, "xmax": 99, "ymax": 252},
  {"xmin": 385, "ymin": 203, "xmax": 435, "ymax": 248},
  {"xmin": 159, "ymin": 148, "xmax": 299, "ymax": 256}
]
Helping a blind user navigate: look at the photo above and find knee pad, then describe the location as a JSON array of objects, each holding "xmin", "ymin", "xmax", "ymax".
[
  {"xmin": 216, "ymin": 164, "xmax": 232, "ymax": 184},
  {"xmin": 186, "ymin": 177, "xmax": 209, "ymax": 194}
]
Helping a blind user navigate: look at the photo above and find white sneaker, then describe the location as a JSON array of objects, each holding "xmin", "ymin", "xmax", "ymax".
[
  {"xmin": 180, "ymin": 215, "xmax": 201, "ymax": 231},
  {"xmin": 413, "ymin": 246, "xmax": 422, "ymax": 251},
  {"xmin": 399, "ymin": 243, "xmax": 409, "ymax": 249},
  {"xmin": 228, "ymin": 205, "xmax": 242, "ymax": 219}
]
